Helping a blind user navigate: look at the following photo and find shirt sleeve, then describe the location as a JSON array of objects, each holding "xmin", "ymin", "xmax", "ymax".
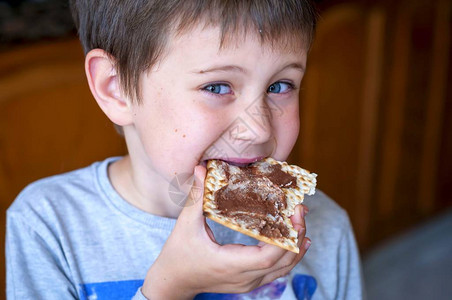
[
  {"xmin": 133, "ymin": 288, "xmax": 150, "ymax": 300},
  {"xmin": 6, "ymin": 212, "xmax": 78, "ymax": 300},
  {"xmin": 336, "ymin": 215, "xmax": 366, "ymax": 300}
]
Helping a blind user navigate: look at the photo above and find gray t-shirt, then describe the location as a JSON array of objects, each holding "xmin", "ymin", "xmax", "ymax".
[{"xmin": 6, "ymin": 157, "xmax": 364, "ymax": 299}]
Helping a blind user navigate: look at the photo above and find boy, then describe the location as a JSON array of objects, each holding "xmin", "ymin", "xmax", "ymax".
[{"xmin": 6, "ymin": 0, "xmax": 364, "ymax": 299}]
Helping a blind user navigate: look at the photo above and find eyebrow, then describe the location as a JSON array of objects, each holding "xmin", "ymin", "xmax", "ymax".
[
  {"xmin": 280, "ymin": 63, "xmax": 305, "ymax": 73},
  {"xmin": 192, "ymin": 62, "xmax": 305, "ymax": 75},
  {"xmin": 193, "ymin": 65, "xmax": 246, "ymax": 74}
]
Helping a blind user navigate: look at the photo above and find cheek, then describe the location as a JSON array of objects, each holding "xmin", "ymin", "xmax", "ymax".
[
  {"xmin": 274, "ymin": 106, "xmax": 300, "ymax": 159},
  {"xmin": 150, "ymin": 112, "xmax": 222, "ymax": 174},
  {"xmin": 281, "ymin": 115, "xmax": 300, "ymax": 148}
]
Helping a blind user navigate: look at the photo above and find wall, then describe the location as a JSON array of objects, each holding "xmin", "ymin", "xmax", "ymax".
[
  {"xmin": 0, "ymin": 39, "xmax": 128, "ymax": 300},
  {"xmin": 291, "ymin": 0, "xmax": 452, "ymax": 251}
]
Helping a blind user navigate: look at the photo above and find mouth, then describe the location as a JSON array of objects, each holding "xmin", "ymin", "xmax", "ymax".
[{"xmin": 200, "ymin": 156, "xmax": 266, "ymax": 168}]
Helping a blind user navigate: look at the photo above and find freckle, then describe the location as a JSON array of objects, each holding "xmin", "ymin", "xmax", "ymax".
[
  {"xmin": 174, "ymin": 172, "xmax": 177, "ymax": 175},
  {"xmin": 183, "ymin": 134, "xmax": 186, "ymax": 138},
  {"xmin": 174, "ymin": 129, "xmax": 178, "ymax": 133}
]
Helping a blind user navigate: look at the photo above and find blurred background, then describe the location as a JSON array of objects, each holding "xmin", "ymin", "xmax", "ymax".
[{"xmin": 0, "ymin": 0, "xmax": 451, "ymax": 299}]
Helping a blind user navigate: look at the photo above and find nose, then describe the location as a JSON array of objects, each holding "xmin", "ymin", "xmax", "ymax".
[{"xmin": 227, "ymin": 95, "xmax": 274, "ymax": 145}]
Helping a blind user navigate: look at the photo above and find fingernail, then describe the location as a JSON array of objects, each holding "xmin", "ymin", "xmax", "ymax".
[
  {"xmin": 302, "ymin": 206, "xmax": 309, "ymax": 217},
  {"xmin": 193, "ymin": 166, "xmax": 206, "ymax": 183},
  {"xmin": 298, "ymin": 226, "xmax": 305, "ymax": 236},
  {"xmin": 295, "ymin": 205, "xmax": 302, "ymax": 216},
  {"xmin": 193, "ymin": 166, "xmax": 199, "ymax": 178},
  {"xmin": 304, "ymin": 239, "xmax": 311, "ymax": 250},
  {"xmin": 301, "ymin": 206, "xmax": 308, "ymax": 218}
]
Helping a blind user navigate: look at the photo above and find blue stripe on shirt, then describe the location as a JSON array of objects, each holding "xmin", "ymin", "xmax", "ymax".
[
  {"xmin": 78, "ymin": 274, "xmax": 316, "ymax": 299},
  {"xmin": 79, "ymin": 279, "xmax": 144, "ymax": 300}
]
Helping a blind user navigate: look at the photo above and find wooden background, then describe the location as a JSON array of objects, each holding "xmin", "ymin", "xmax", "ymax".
[
  {"xmin": 1, "ymin": 0, "xmax": 451, "ymax": 298},
  {"xmin": 292, "ymin": 0, "xmax": 452, "ymax": 251},
  {"xmin": 0, "ymin": 40, "xmax": 128, "ymax": 298}
]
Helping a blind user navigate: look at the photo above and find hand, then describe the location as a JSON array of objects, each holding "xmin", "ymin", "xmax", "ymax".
[{"xmin": 141, "ymin": 166, "xmax": 311, "ymax": 299}]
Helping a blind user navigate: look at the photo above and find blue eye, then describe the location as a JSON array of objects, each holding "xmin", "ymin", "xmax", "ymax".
[
  {"xmin": 267, "ymin": 82, "xmax": 294, "ymax": 94},
  {"xmin": 203, "ymin": 83, "xmax": 232, "ymax": 95}
]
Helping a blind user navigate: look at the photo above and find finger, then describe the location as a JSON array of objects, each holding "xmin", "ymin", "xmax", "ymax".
[
  {"xmin": 254, "ymin": 205, "xmax": 306, "ymax": 263},
  {"xmin": 246, "ymin": 243, "xmax": 299, "ymax": 278},
  {"xmin": 290, "ymin": 204, "xmax": 308, "ymax": 234},
  {"xmin": 265, "ymin": 217, "xmax": 310, "ymax": 273},
  {"xmin": 291, "ymin": 204, "xmax": 307, "ymax": 251},
  {"xmin": 180, "ymin": 165, "xmax": 206, "ymax": 216},
  {"xmin": 250, "ymin": 209, "xmax": 307, "ymax": 277},
  {"xmin": 173, "ymin": 166, "xmax": 221, "ymax": 250},
  {"xmin": 187, "ymin": 165, "xmax": 206, "ymax": 208},
  {"xmin": 217, "ymin": 241, "xmax": 287, "ymax": 272},
  {"xmin": 256, "ymin": 205, "xmax": 305, "ymax": 247},
  {"xmin": 190, "ymin": 166, "xmax": 217, "ymax": 243},
  {"xmin": 259, "ymin": 237, "xmax": 312, "ymax": 286},
  {"xmin": 175, "ymin": 165, "xmax": 210, "ymax": 241},
  {"xmin": 223, "ymin": 205, "xmax": 307, "ymax": 272}
]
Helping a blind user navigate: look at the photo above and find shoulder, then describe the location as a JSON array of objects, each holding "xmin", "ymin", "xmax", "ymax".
[
  {"xmin": 293, "ymin": 191, "xmax": 363, "ymax": 300},
  {"xmin": 7, "ymin": 158, "xmax": 116, "ymax": 224},
  {"xmin": 303, "ymin": 189, "xmax": 352, "ymax": 239}
]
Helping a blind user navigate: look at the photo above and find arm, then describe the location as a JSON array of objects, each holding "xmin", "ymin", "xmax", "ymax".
[{"xmin": 6, "ymin": 212, "xmax": 78, "ymax": 299}]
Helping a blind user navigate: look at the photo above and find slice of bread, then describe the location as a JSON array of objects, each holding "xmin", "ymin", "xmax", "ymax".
[{"xmin": 203, "ymin": 158, "xmax": 317, "ymax": 253}]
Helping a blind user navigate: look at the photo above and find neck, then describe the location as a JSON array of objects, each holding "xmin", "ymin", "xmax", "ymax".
[{"xmin": 108, "ymin": 155, "xmax": 184, "ymax": 218}]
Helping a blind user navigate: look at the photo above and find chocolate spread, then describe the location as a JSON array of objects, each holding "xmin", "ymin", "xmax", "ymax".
[{"xmin": 214, "ymin": 161, "xmax": 297, "ymax": 239}]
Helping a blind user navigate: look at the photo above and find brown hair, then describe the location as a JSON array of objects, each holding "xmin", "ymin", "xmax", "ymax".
[{"xmin": 70, "ymin": 0, "xmax": 318, "ymax": 103}]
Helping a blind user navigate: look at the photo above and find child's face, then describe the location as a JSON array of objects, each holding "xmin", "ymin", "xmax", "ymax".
[{"xmin": 128, "ymin": 25, "xmax": 307, "ymax": 182}]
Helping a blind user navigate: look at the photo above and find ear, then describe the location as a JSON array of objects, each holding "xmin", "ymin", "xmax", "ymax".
[{"xmin": 85, "ymin": 49, "xmax": 133, "ymax": 126}]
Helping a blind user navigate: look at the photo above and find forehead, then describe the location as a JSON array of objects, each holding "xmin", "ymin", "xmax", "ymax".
[
  {"xmin": 167, "ymin": 23, "xmax": 308, "ymax": 59},
  {"xmin": 141, "ymin": 25, "xmax": 308, "ymax": 86}
]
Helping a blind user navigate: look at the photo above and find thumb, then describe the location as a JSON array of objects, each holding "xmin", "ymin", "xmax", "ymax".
[
  {"xmin": 181, "ymin": 165, "xmax": 206, "ymax": 214},
  {"xmin": 178, "ymin": 165, "xmax": 218, "ymax": 244}
]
